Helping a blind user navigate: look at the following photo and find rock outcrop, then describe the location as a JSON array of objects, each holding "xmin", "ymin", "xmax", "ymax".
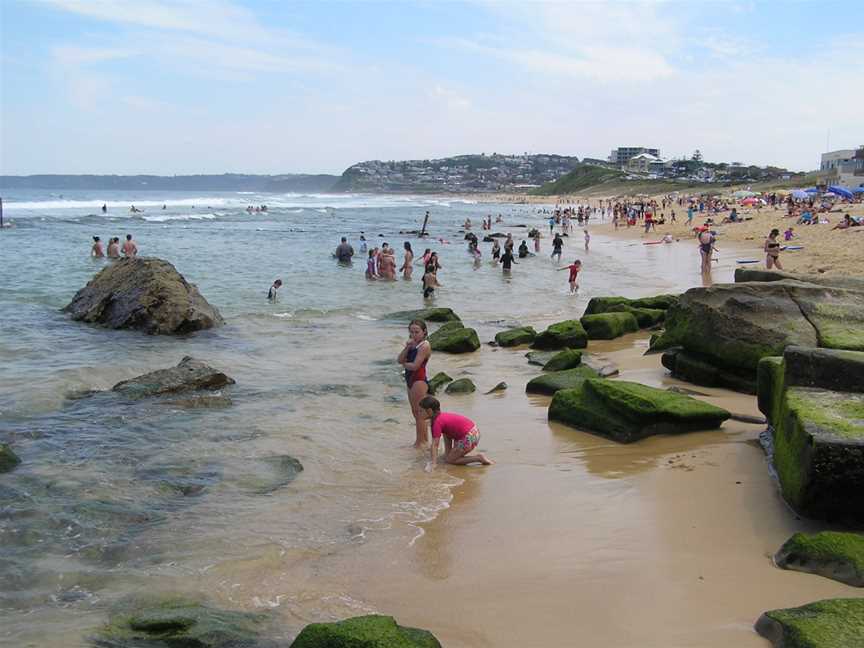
[
  {"xmin": 583, "ymin": 293, "xmax": 678, "ymax": 315},
  {"xmin": 580, "ymin": 312, "xmax": 639, "ymax": 340},
  {"xmin": 549, "ymin": 378, "xmax": 730, "ymax": 443},
  {"xmin": 0, "ymin": 443, "xmax": 21, "ymax": 473},
  {"xmin": 542, "ymin": 349, "xmax": 582, "ymax": 372},
  {"xmin": 445, "ymin": 378, "xmax": 476, "ymax": 394},
  {"xmin": 758, "ymin": 346, "xmax": 864, "ymax": 523},
  {"xmin": 755, "ymin": 598, "xmax": 864, "ymax": 648},
  {"xmin": 652, "ymin": 279, "xmax": 864, "ymax": 392},
  {"xmin": 531, "ymin": 320, "xmax": 588, "ymax": 350},
  {"xmin": 775, "ymin": 531, "xmax": 864, "ymax": 587},
  {"xmin": 112, "ymin": 357, "xmax": 235, "ymax": 399},
  {"xmin": 525, "ymin": 366, "xmax": 598, "ymax": 396},
  {"xmin": 494, "ymin": 326, "xmax": 537, "ymax": 347},
  {"xmin": 427, "ymin": 372, "xmax": 452, "ymax": 395},
  {"xmin": 290, "ymin": 614, "xmax": 442, "ymax": 648},
  {"xmin": 93, "ymin": 595, "xmax": 268, "ymax": 648},
  {"xmin": 63, "ymin": 257, "xmax": 224, "ymax": 335},
  {"xmin": 385, "ymin": 307, "xmax": 461, "ymax": 323},
  {"xmin": 429, "ymin": 324, "xmax": 480, "ymax": 353},
  {"xmin": 662, "ymin": 347, "xmax": 756, "ymax": 393}
]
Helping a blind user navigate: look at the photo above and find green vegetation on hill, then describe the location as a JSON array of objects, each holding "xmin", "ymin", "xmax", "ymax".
[{"xmin": 530, "ymin": 164, "xmax": 624, "ymax": 195}]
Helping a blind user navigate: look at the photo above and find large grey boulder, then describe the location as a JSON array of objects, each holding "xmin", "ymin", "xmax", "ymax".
[
  {"xmin": 112, "ymin": 357, "xmax": 235, "ymax": 399},
  {"xmin": 63, "ymin": 257, "xmax": 224, "ymax": 335}
]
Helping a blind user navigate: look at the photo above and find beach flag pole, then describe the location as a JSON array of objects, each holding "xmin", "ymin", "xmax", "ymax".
[
  {"xmin": 0, "ymin": 196, "xmax": 4, "ymax": 229},
  {"xmin": 419, "ymin": 210, "xmax": 430, "ymax": 237}
]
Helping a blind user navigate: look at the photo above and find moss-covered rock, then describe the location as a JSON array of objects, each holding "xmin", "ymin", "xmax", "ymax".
[
  {"xmin": 775, "ymin": 531, "xmax": 864, "ymax": 587},
  {"xmin": 0, "ymin": 443, "xmax": 21, "ymax": 473},
  {"xmin": 93, "ymin": 594, "xmax": 268, "ymax": 648},
  {"xmin": 427, "ymin": 372, "xmax": 452, "ymax": 395},
  {"xmin": 783, "ymin": 346, "xmax": 864, "ymax": 393},
  {"xmin": 385, "ymin": 308, "xmax": 461, "ymax": 323},
  {"xmin": 290, "ymin": 614, "xmax": 441, "ymax": 648},
  {"xmin": 542, "ymin": 349, "xmax": 582, "ymax": 372},
  {"xmin": 525, "ymin": 366, "xmax": 598, "ymax": 396},
  {"xmin": 525, "ymin": 350, "xmax": 558, "ymax": 367},
  {"xmin": 583, "ymin": 294, "xmax": 678, "ymax": 316},
  {"xmin": 606, "ymin": 304, "xmax": 666, "ymax": 327},
  {"xmin": 494, "ymin": 326, "xmax": 537, "ymax": 347},
  {"xmin": 549, "ymin": 378, "xmax": 731, "ymax": 444},
  {"xmin": 531, "ymin": 320, "xmax": 588, "ymax": 350},
  {"xmin": 757, "ymin": 356, "xmax": 785, "ymax": 423},
  {"xmin": 445, "ymin": 378, "xmax": 476, "ymax": 394},
  {"xmin": 630, "ymin": 294, "xmax": 679, "ymax": 311},
  {"xmin": 580, "ymin": 312, "xmax": 639, "ymax": 340},
  {"xmin": 429, "ymin": 326, "xmax": 480, "ymax": 353},
  {"xmin": 662, "ymin": 348, "xmax": 757, "ymax": 394},
  {"xmin": 772, "ymin": 386, "xmax": 864, "ymax": 521},
  {"xmin": 485, "ymin": 381, "xmax": 507, "ymax": 394},
  {"xmin": 755, "ymin": 598, "xmax": 864, "ymax": 648}
]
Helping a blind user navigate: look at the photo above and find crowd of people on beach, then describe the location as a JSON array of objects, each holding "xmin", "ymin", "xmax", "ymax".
[{"xmin": 90, "ymin": 233, "xmax": 137, "ymax": 258}]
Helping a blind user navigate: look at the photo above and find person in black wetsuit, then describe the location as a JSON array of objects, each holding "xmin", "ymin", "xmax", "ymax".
[
  {"xmin": 551, "ymin": 234, "xmax": 564, "ymax": 261},
  {"xmin": 499, "ymin": 248, "xmax": 516, "ymax": 272}
]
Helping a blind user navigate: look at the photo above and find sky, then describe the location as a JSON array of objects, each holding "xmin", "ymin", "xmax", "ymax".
[{"xmin": 1, "ymin": 0, "xmax": 862, "ymax": 175}]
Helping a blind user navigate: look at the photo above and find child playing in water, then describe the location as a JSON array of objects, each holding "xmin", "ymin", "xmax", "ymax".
[
  {"xmin": 557, "ymin": 259, "xmax": 582, "ymax": 293},
  {"xmin": 419, "ymin": 396, "xmax": 493, "ymax": 468},
  {"xmin": 422, "ymin": 264, "xmax": 440, "ymax": 299},
  {"xmin": 267, "ymin": 279, "xmax": 282, "ymax": 301}
]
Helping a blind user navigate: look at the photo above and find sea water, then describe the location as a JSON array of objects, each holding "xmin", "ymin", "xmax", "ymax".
[{"xmin": 0, "ymin": 190, "xmax": 736, "ymax": 646}]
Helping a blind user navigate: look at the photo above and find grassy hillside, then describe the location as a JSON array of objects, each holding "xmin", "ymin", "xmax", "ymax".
[{"xmin": 529, "ymin": 164, "xmax": 624, "ymax": 195}]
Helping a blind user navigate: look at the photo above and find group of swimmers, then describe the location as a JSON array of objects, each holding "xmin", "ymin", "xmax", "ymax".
[{"xmin": 90, "ymin": 234, "xmax": 137, "ymax": 258}]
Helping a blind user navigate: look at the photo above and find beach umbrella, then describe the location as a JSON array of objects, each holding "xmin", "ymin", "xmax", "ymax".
[
  {"xmin": 827, "ymin": 185, "xmax": 854, "ymax": 200},
  {"xmin": 791, "ymin": 189, "xmax": 810, "ymax": 199},
  {"xmin": 804, "ymin": 187, "xmax": 819, "ymax": 194},
  {"xmin": 733, "ymin": 190, "xmax": 759, "ymax": 198},
  {"xmin": 852, "ymin": 187, "xmax": 864, "ymax": 194},
  {"xmin": 741, "ymin": 197, "xmax": 759, "ymax": 205}
]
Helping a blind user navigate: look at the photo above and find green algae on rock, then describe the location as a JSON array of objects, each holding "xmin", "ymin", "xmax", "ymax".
[
  {"xmin": 525, "ymin": 350, "xmax": 558, "ymax": 366},
  {"xmin": 606, "ymin": 304, "xmax": 666, "ymax": 327},
  {"xmin": 445, "ymin": 378, "xmax": 476, "ymax": 394},
  {"xmin": 775, "ymin": 531, "xmax": 864, "ymax": 587},
  {"xmin": 92, "ymin": 594, "xmax": 269, "ymax": 648},
  {"xmin": 385, "ymin": 307, "xmax": 461, "ymax": 323},
  {"xmin": 531, "ymin": 320, "xmax": 587, "ymax": 350},
  {"xmin": 429, "ymin": 325, "xmax": 480, "ymax": 353},
  {"xmin": 549, "ymin": 378, "xmax": 730, "ymax": 444},
  {"xmin": 542, "ymin": 348, "xmax": 582, "ymax": 372},
  {"xmin": 755, "ymin": 598, "xmax": 864, "ymax": 648},
  {"xmin": 427, "ymin": 372, "xmax": 453, "ymax": 395},
  {"xmin": 580, "ymin": 312, "xmax": 639, "ymax": 340},
  {"xmin": 0, "ymin": 443, "xmax": 21, "ymax": 473},
  {"xmin": 583, "ymin": 293, "xmax": 678, "ymax": 316},
  {"xmin": 290, "ymin": 614, "xmax": 442, "ymax": 648},
  {"xmin": 662, "ymin": 348, "xmax": 756, "ymax": 394},
  {"xmin": 525, "ymin": 365, "xmax": 599, "ymax": 396},
  {"xmin": 494, "ymin": 326, "xmax": 537, "ymax": 347}
]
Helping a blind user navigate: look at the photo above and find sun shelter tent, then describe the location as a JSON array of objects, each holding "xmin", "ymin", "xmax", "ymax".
[
  {"xmin": 853, "ymin": 187, "xmax": 864, "ymax": 194},
  {"xmin": 827, "ymin": 185, "xmax": 854, "ymax": 200},
  {"xmin": 733, "ymin": 190, "xmax": 759, "ymax": 198}
]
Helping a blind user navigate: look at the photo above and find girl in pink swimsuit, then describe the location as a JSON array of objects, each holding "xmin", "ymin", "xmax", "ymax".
[
  {"xmin": 398, "ymin": 320, "xmax": 432, "ymax": 447},
  {"xmin": 419, "ymin": 396, "xmax": 494, "ymax": 467}
]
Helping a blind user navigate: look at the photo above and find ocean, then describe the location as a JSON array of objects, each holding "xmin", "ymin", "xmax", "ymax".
[{"xmin": 0, "ymin": 189, "xmax": 762, "ymax": 646}]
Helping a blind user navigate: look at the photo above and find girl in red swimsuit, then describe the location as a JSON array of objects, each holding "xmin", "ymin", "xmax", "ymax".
[{"xmin": 398, "ymin": 319, "xmax": 432, "ymax": 447}]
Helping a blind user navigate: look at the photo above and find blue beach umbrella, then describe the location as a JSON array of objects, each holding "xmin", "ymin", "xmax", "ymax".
[
  {"xmin": 853, "ymin": 187, "xmax": 864, "ymax": 194},
  {"xmin": 791, "ymin": 189, "xmax": 810, "ymax": 199},
  {"xmin": 827, "ymin": 185, "xmax": 854, "ymax": 199},
  {"xmin": 804, "ymin": 187, "xmax": 820, "ymax": 194}
]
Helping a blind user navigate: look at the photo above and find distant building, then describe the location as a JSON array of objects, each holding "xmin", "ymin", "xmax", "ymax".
[
  {"xmin": 823, "ymin": 146, "xmax": 864, "ymax": 187},
  {"xmin": 609, "ymin": 147, "xmax": 660, "ymax": 166},
  {"xmin": 821, "ymin": 149, "xmax": 856, "ymax": 171},
  {"xmin": 626, "ymin": 152, "xmax": 664, "ymax": 174}
]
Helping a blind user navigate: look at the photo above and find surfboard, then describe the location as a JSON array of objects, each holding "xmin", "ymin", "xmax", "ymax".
[{"xmin": 736, "ymin": 260, "xmax": 760, "ymax": 264}]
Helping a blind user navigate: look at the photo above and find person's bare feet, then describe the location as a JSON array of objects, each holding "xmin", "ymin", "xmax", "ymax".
[{"xmin": 478, "ymin": 453, "xmax": 495, "ymax": 465}]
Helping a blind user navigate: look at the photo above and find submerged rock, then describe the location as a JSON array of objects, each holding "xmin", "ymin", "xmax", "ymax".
[
  {"xmin": 445, "ymin": 378, "xmax": 476, "ymax": 394},
  {"xmin": 290, "ymin": 614, "xmax": 442, "ymax": 648},
  {"xmin": 63, "ymin": 257, "xmax": 224, "ymax": 335},
  {"xmin": 427, "ymin": 372, "xmax": 453, "ymax": 395},
  {"xmin": 384, "ymin": 307, "xmax": 461, "ymax": 323},
  {"xmin": 0, "ymin": 443, "xmax": 21, "ymax": 473},
  {"xmin": 542, "ymin": 349, "xmax": 582, "ymax": 372},
  {"xmin": 112, "ymin": 356, "xmax": 235, "ymax": 399},
  {"xmin": 759, "ymin": 347, "xmax": 864, "ymax": 522},
  {"xmin": 531, "ymin": 320, "xmax": 587, "ymax": 350},
  {"xmin": 92, "ymin": 594, "xmax": 268, "ymax": 648},
  {"xmin": 775, "ymin": 531, "xmax": 864, "ymax": 587},
  {"xmin": 526, "ymin": 366, "xmax": 598, "ymax": 396},
  {"xmin": 429, "ymin": 326, "xmax": 480, "ymax": 353},
  {"xmin": 160, "ymin": 395, "xmax": 233, "ymax": 409},
  {"xmin": 755, "ymin": 598, "xmax": 864, "ymax": 648},
  {"xmin": 549, "ymin": 378, "xmax": 730, "ymax": 444},
  {"xmin": 485, "ymin": 381, "xmax": 507, "ymax": 394},
  {"xmin": 494, "ymin": 326, "xmax": 537, "ymax": 347},
  {"xmin": 580, "ymin": 312, "xmax": 639, "ymax": 340},
  {"xmin": 229, "ymin": 455, "xmax": 304, "ymax": 495}
]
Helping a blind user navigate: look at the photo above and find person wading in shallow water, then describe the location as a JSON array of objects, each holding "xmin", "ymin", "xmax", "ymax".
[
  {"xmin": 419, "ymin": 396, "xmax": 494, "ymax": 469},
  {"xmin": 398, "ymin": 319, "xmax": 432, "ymax": 448}
]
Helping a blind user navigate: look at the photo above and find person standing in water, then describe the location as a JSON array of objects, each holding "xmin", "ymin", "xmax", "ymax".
[
  {"xmin": 91, "ymin": 236, "xmax": 104, "ymax": 257},
  {"xmin": 101, "ymin": 204, "xmax": 107, "ymax": 213},
  {"xmin": 420, "ymin": 396, "xmax": 493, "ymax": 468},
  {"xmin": 583, "ymin": 229, "xmax": 590, "ymax": 250},
  {"xmin": 558, "ymin": 258, "xmax": 582, "ymax": 293},
  {"xmin": 499, "ymin": 246, "xmax": 516, "ymax": 272},
  {"xmin": 551, "ymin": 233, "xmax": 564, "ymax": 262},
  {"xmin": 698, "ymin": 229, "xmax": 715, "ymax": 274},
  {"xmin": 400, "ymin": 241, "xmax": 414, "ymax": 279},
  {"xmin": 422, "ymin": 263, "xmax": 440, "ymax": 299},
  {"xmin": 267, "ymin": 279, "xmax": 282, "ymax": 301},
  {"xmin": 334, "ymin": 237, "xmax": 354, "ymax": 264},
  {"xmin": 107, "ymin": 237, "xmax": 121, "ymax": 258},
  {"xmin": 764, "ymin": 228, "xmax": 783, "ymax": 270},
  {"xmin": 121, "ymin": 234, "xmax": 138, "ymax": 257},
  {"xmin": 398, "ymin": 320, "xmax": 432, "ymax": 448},
  {"xmin": 365, "ymin": 249, "xmax": 378, "ymax": 280},
  {"xmin": 491, "ymin": 239, "xmax": 501, "ymax": 260}
]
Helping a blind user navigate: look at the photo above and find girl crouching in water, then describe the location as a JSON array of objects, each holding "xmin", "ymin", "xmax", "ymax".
[
  {"xmin": 419, "ymin": 396, "xmax": 494, "ymax": 467},
  {"xmin": 398, "ymin": 319, "xmax": 432, "ymax": 447}
]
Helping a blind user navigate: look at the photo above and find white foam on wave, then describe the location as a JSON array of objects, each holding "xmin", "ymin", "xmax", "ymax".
[
  {"xmin": 6, "ymin": 197, "xmax": 230, "ymax": 210},
  {"xmin": 142, "ymin": 213, "xmax": 217, "ymax": 222},
  {"xmin": 272, "ymin": 312, "xmax": 294, "ymax": 319}
]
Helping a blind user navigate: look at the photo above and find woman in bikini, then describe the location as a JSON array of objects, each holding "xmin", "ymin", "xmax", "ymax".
[
  {"xmin": 398, "ymin": 319, "xmax": 432, "ymax": 447},
  {"xmin": 764, "ymin": 228, "xmax": 783, "ymax": 270},
  {"xmin": 400, "ymin": 241, "xmax": 414, "ymax": 280}
]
